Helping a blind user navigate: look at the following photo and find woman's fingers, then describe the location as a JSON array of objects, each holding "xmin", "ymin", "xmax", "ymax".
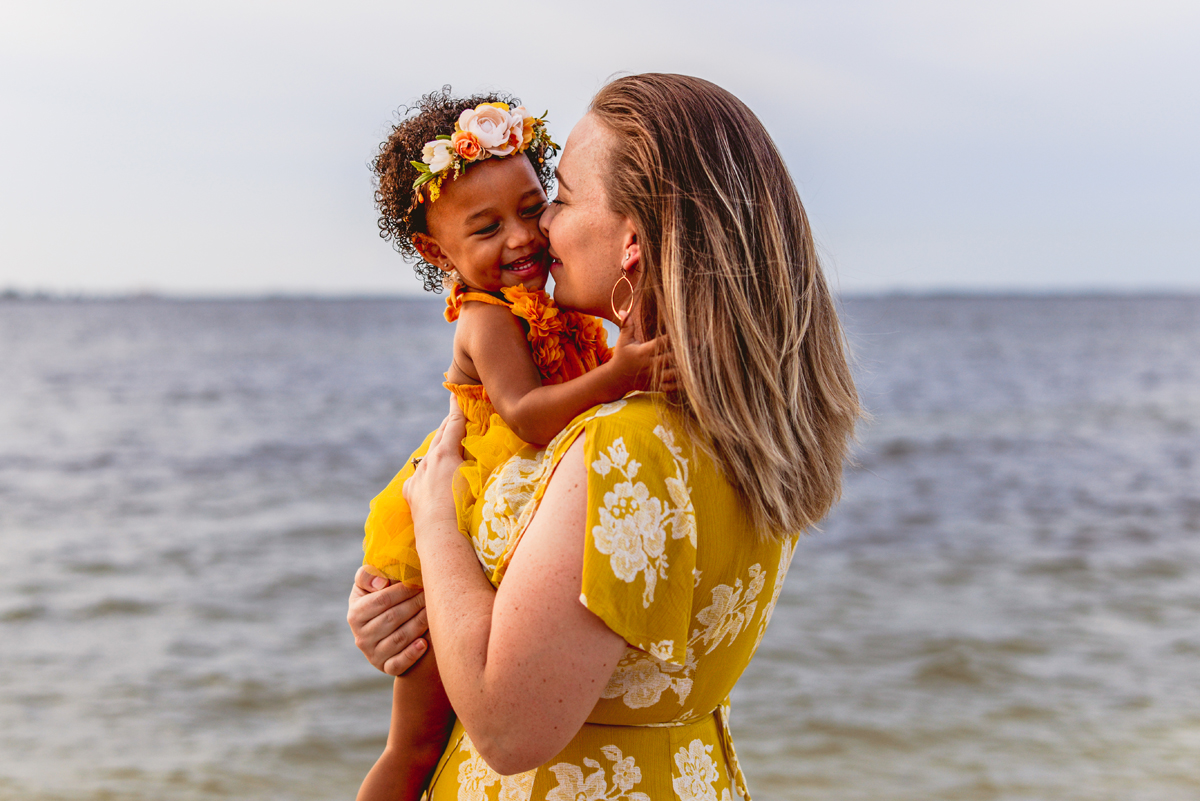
[
  {"xmin": 382, "ymin": 636, "xmax": 429, "ymax": 676},
  {"xmin": 427, "ymin": 411, "xmax": 451, "ymax": 452},
  {"xmin": 442, "ymin": 395, "xmax": 467, "ymax": 449},
  {"xmin": 613, "ymin": 312, "xmax": 636, "ymax": 348},
  {"xmin": 347, "ymin": 577, "xmax": 429, "ymax": 673},
  {"xmin": 377, "ymin": 605, "xmax": 431, "ymax": 675},
  {"xmin": 419, "ymin": 399, "xmax": 468, "ymax": 472},
  {"xmin": 349, "ymin": 572, "xmax": 421, "ymax": 623},
  {"xmin": 353, "ymin": 565, "xmax": 391, "ymax": 594}
]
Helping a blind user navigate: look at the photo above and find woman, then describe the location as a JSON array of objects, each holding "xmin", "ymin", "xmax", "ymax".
[{"xmin": 348, "ymin": 73, "xmax": 861, "ymax": 800}]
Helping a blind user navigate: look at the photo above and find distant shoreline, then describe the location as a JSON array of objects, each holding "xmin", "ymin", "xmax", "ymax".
[{"xmin": 4, "ymin": 288, "xmax": 1200, "ymax": 303}]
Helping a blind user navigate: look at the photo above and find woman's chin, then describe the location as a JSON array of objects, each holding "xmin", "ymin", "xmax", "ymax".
[{"xmin": 552, "ymin": 286, "xmax": 605, "ymax": 319}]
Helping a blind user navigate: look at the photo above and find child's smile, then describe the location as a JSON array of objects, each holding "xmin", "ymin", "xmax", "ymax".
[{"xmin": 501, "ymin": 251, "xmax": 549, "ymax": 283}]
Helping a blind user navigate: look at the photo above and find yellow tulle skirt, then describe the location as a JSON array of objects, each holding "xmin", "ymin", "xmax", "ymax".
[{"xmin": 361, "ymin": 384, "xmax": 526, "ymax": 586}]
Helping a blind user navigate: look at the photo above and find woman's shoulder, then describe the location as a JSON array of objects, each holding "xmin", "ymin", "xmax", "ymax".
[
  {"xmin": 563, "ymin": 395, "xmax": 699, "ymax": 461},
  {"xmin": 569, "ymin": 391, "xmax": 659, "ymax": 427}
]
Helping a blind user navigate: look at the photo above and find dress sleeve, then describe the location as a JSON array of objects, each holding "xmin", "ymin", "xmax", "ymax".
[{"xmin": 574, "ymin": 399, "xmax": 698, "ymax": 667}]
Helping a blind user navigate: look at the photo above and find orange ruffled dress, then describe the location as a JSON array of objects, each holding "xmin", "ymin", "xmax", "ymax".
[{"xmin": 362, "ymin": 284, "xmax": 611, "ymax": 586}]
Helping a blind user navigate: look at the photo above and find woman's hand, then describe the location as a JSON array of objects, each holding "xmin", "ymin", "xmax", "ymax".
[
  {"xmin": 347, "ymin": 566, "xmax": 430, "ymax": 676},
  {"xmin": 403, "ymin": 396, "xmax": 467, "ymax": 539}
]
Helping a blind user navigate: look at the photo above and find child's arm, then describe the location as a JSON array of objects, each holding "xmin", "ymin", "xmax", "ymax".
[
  {"xmin": 459, "ymin": 303, "xmax": 668, "ymax": 446},
  {"xmin": 357, "ymin": 636, "xmax": 456, "ymax": 801}
]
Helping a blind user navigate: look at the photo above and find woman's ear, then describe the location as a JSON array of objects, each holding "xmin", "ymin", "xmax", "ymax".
[
  {"xmin": 412, "ymin": 233, "xmax": 453, "ymax": 272},
  {"xmin": 621, "ymin": 232, "xmax": 640, "ymax": 272}
]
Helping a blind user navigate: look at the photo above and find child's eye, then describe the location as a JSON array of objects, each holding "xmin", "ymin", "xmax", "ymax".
[
  {"xmin": 474, "ymin": 222, "xmax": 500, "ymax": 236},
  {"xmin": 521, "ymin": 201, "xmax": 546, "ymax": 217}
]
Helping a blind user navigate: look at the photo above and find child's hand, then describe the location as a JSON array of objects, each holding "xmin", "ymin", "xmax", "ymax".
[{"xmin": 609, "ymin": 323, "xmax": 676, "ymax": 394}]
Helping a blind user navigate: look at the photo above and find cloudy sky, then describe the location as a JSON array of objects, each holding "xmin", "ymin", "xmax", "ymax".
[{"xmin": 1, "ymin": 0, "xmax": 1196, "ymax": 296}]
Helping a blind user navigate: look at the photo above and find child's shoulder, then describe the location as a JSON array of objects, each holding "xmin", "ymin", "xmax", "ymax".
[{"xmin": 453, "ymin": 295, "xmax": 526, "ymax": 346}]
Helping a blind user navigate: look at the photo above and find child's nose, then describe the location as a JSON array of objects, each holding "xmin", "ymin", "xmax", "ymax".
[{"xmin": 509, "ymin": 217, "xmax": 540, "ymax": 248}]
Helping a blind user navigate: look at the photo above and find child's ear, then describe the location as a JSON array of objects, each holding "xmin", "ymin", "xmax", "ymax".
[{"xmin": 411, "ymin": 234, "xmax": 453, "ymax": 272}]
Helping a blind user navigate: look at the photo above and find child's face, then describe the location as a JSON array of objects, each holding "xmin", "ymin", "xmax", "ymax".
[{"xmin": 416, "ymin": 157, "xmax": 550, "ymax": 292}]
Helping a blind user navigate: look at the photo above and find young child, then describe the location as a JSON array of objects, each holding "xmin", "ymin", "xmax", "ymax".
[{"xmin": 356, "ymin": 89, "xmax": 661, "ymax": 801}]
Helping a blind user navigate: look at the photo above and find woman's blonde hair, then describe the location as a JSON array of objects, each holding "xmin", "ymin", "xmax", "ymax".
[{"xmin": 590, "ymin": 73, "xmax": 862, "ymax": 538}]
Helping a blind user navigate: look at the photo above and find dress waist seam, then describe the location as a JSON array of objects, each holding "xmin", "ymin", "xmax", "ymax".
[{"xmin": 584, "ymin": 709, "xmax": 717, "ymax": 729}]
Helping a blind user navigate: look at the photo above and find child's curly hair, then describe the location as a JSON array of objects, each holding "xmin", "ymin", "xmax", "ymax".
[{"xmin": 373, "ymin": 86, "xmax": 557, "ymax": 293}]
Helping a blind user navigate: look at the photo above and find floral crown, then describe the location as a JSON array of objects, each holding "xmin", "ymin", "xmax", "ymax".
[{"xmin": 411, "ymin": 102, "xmax": 558, "ymax": 204}]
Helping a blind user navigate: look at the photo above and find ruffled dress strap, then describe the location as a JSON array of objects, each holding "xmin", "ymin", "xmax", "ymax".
[{"xmin": 444, "ymin": 283, "xmax": 509, "ymax": 322}]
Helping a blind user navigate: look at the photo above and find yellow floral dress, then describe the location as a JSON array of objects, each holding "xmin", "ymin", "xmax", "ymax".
[
  {"xmin": 426, "ymin": 394, "xmax": 800, "ymax": 801},
  {"xmin": 362, "ymin": 284, "xmax": 611, "ymax": 585}
]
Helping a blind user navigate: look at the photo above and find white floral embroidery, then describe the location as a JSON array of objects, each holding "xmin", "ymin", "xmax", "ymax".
[
  {"xmin": 453, "ymin": 734, "xmax": 537, "ymax": 801},
  {"xmin": 591, "ymin": 438, "xmax": 666, "ymax": 607},
  {"xmin": 671, "ymin": 739, "xmax": 732, "ymax": 801},
  {"xmin": 474, "ymin": 453, "xmax": 545, "ymax": 571},
  {"xmin": 649, "ymin": 639, "xmax": 675, "ymax": 661},
  {"xmin": 752, "ymin": 536, "xmax": 797, "ymax": 652},
  {"xmin": 457, "ymin": 734, "xmax": 499, "ymax": 801},
  {"xmin": 592, "ymin": 398, "xmax": 628, "ymax": 418},
  {"xmin": 546, "ymin": 745, "xmax": 650, "ymax": 801},
  {"xmin": 602, "ymin": 562, "xmax": 766, "ymax": 710},
  {"xmin": 601, "ymin": 644, "xmax": 697, "ymax": 708},
  {"xmin": 498, "ymin": 769, "xmax": 536, "ymax": 801},
  {"xmin": 654, "ymin": 425, "xmax": 697, "ymax": 548},
  {"xmin": 590, "ymin": 425, "xmax": 696, "ymax": 608},
  {"xmin": 695, "ymin": 564, "xmax": 765, "ymax": 655}
]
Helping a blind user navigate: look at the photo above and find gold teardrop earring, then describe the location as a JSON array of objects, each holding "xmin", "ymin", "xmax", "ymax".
[{"xmin": 610, "ymin": 251, "xmax": 635, "ymax": 321}]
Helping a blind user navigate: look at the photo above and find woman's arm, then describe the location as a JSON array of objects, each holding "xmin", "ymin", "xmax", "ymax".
[
  {"xmin": 459, "ymin": 302, "xmax": 666, "ymax": 446},
  {"xmin": 405, "ymin": 402, "xmax": 627, "ymax": 775}
]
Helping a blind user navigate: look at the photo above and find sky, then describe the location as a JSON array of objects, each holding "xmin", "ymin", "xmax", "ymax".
[{"xmin": 1, "ymin": 0, "xmax": 1197, "ymax": 296}]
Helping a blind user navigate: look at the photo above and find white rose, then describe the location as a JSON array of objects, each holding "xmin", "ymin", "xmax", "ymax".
[
  {"xmin": 458, "ymin": 104, "xmax": 517, "ymax": 157},
  {"xmin": 509, "ymin": 106, "xmax": 530, "ymax": 132},
  {"xmin": 422, "ymin": 139, "xmax": 454, "ymax": 173},
  {"xmin": 509, "ymin": 106, "xmax": 533, "ymax": 148}
]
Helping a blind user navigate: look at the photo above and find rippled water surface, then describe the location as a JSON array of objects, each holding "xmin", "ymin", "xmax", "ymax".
[{"xmin": 2, "ymin": 295, "xmax": 1198, "ymax": 800}]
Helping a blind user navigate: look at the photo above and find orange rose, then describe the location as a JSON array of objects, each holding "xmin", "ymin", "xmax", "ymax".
[
  {"xmin": 451, "ymin": 130, "xmax": 483, "ymax": 161},
  {"xmin": 521, "ymin": 116, "xmax": 536, "ymax": 148}
]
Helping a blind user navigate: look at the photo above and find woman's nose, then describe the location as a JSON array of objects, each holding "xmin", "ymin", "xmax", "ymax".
[{"xmin": 538, "ymin": 203, "xmax": 557, "ymax": 237}]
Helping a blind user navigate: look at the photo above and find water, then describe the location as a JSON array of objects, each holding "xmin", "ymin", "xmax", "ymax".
[{"xmin": 2, "ymin": 295, "xmax": 1198, "ymax": 800}]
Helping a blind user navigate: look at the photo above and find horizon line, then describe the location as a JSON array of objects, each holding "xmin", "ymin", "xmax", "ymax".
[{"xmin": 5, "ymin": 286, "xmax": 1200, "ymax": 303}]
